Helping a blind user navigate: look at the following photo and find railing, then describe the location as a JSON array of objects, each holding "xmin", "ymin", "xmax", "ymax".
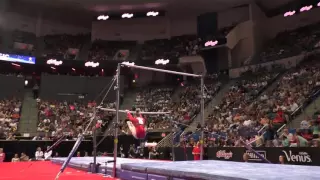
[
  {"xmin": 289, "ymin": 88, "xmax": 320, "ymax": 121},
  {"xmin": 257, "ymin": 124, "xmax": 268, "ymax": 134},
  {"xmin": 277, "ymin": 124, "xmax": 287, "ymax": 134},
  {"xmin": 247, "ymin": 123, "xmax": 286, "ymax": 147},
  {"xmin": 156, "ymin": 132, "xmax": 174, "ymax": 148}
]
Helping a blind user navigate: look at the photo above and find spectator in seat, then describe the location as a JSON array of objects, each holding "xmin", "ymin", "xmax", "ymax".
[
  {"xmin": 192, "ymin": 141, "xmax": 201, "ymax": 160},
  {"xmin": 311, "ymin": 120, "xmax": 320, "ymax": 139},
  {"xmin": 279, "ymin": 155, "xmax": 285, "ymax": 164},
  {"xmin": 287, "ymin": 132, "xmax": 309, "ymax": 147},
  {"xmin": 300, "ymin": 118, "xmax": 311, "ymax": 130},
  {"xmin": 44, "ymin": 146, "xmax": 52, "ymax": 160},
  {"xmin": 272, "ymin": 109, "xmax": 285, "ymax": 129},
  {"xmin": 35, "ymin": 147, "xmax": 43, "ymax": 160},
  {"xmin": 84, "ymin": 152, "xmax": 89, "ymax": 157},
  {"xmin": 0, "ymin": 148, "xmax": 5, "ymax": 162},
  {"xmin": 243, "ymin": 153, "xmax": 249, "ymax": 162},
  {"xmin": 128, "ymin": 145, "xmax": 136, "ymax": 158},
  {"xmin": 54, "ymin": 152, "xmax": 59, "ymax": 157},
  {"xmin": 311, "ymin": 139, "xmax": 319, "ymax": 147},
  {"xmin": 6, "ymin": 133, "xmax": 16, "ymax": 140},
  {"xmin": 299, "ymin": 128, "xmax": 313, "ymax": 141},
  {"xmin": 11, "ymin": 154, "xmax": 20, "ymax": 162},
  {"xmin": 20, "ymin": 152, "xmax": 29, "ymax": 162},
  {"xmin": 149, "ymin": 147, "xmax": 159, "ymax": 159}
]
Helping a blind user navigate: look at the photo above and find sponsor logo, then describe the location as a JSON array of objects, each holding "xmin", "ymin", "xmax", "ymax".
[
  {"xmin": 216, "ymin": 150, "xmax": 233, "ymax": 160},
  {"xmin": 246, "ymin": 150, "xmax": 266, "ymax": 162},
  {"xmin": 0, "ymin": 53, "xmax": 9, "ymax": 58},
  {"xmin": 282, "ymin": 150, "xmax": 312, "ymax": 163}
]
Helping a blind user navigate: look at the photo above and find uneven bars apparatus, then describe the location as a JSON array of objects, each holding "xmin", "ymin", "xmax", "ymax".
[
  {"xmin": 112, "ymin": 63, "xmax": 205, "ymax": 168},
  {"xmin": 98, "ymin": 107, "xmax": 170, "ymax": 115}
]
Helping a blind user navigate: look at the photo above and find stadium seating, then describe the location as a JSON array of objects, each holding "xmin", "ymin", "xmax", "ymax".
[
  {"xmin": 89, "ymin": 40, "xmax": 137, "ymax": 61},
  {"xmin": 0, "ymin": 98, "xmax": 22, "ymax": 140},
  {"xmin": 42, "ymin": 34, "xmax": 90, "ymax": 60},
  {"xmin": 37, "ymin": 100, "xmax": 115, "ymax": 139},
  {"xmin": 1, "ymin": 8, "xmax": 320, "ymax": 148},
  {"xmin": 180, "ymin": 58, "xmax": 320, "ymax": 147},
  {"xmin": 259, "ymin": 23, "xmax": 320, "ymax": 63},
  {"xmin": 141, "ymin": 35, "xmax": 201, "ymax": 60}
]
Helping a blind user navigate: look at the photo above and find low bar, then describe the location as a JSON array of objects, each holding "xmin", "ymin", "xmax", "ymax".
[
  {"xmin": 122, "ymin": 64, "xmax": 202, "ymax": 78},
  {"xmin": 98, "ymin": 107, "xmax": 170, "ymax": 115}
]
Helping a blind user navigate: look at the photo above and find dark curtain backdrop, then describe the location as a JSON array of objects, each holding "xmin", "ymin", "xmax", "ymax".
[
  {"xmin": 200, "ymin": 47, "xmax": 228, "ymax": 74},
  {"xmin": 197, "ymin": 12, "xmax": 218, "ymax": 39}
]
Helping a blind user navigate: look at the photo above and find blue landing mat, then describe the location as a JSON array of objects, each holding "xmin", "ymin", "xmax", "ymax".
[
  {"xmin": 51, "ymin": 157, "xmax": 163, "ymax": 175},
  {"xmin": 51, "ymin": 157, "xmax": 320, "ymax": 180},
  {"xmin": 122, "ymin": 160, "xmax": 320, "ymax": 180}
]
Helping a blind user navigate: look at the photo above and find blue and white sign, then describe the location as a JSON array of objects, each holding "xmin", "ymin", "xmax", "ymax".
[{"xmin": 0, "ymin": 53, "xmax": 36, "ymax": 64}]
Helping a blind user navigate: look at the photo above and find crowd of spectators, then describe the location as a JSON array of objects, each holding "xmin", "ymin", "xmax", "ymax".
[
  {"xmin": 119, "ymin": 80, "xmax": 221, "ymax": 135},
  {"xmin": 259, "ymin": 23, "xmax": 320, "ymax": 63},
  {"xmin": 1, "ymin": 25, "xmax": 237, "ymax": 64},
  {"xmin": 42, "ymin": 33, "xmax": 90, "ymax": 60},
  {"xmin": 140, "ymin": 25, "xmax": 237, "ymax": 61},
  {"xmin": 1, "ymin": 19, "xmax": 320, "ymax": 149},
  {"xmin": 88, "ymin": 40, "xmax": 137, "ymax": 61},
  {"xmin": 119, "ymin": 87, "xmax": 174, "ymax": 135},
  {"xmin": 182, "ymin": 59, "xmax": 320, "ymax": 148},
  {"xmin": 0, "ymin": 98, "xmax": 22, "ymax": 140},
  {"xmin": 37, "ymin": 100, "xmax": 115, "ymax": 139},
  {"xmin": 182, "ymin": 70, "xmax": 279, "ymax": 147},
  {"xmin": 141, "ymin": 35, "xmax": 202, "ymax": 60},
  {"xmin": 10, "ymin": 30, "xmax": 36, "ymax": 56},
  {"xmin": 297, "ymin": 110, "xmax": 320, "ymax": 147}
]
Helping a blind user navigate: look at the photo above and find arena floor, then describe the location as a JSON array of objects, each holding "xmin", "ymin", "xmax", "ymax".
[
  {"xmin": 0, "ymin": 161, "xmax": 115, "ymax": 180},
  {"xmin": 51, "ymin": 157, "xmax": 320, "ymax": 180}
]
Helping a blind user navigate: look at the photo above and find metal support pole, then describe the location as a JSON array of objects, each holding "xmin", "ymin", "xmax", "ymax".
[
  {"xmin": 112, "ymin": 63, "xmax": 120, "ymax": 178},
  {"xmin": 92, "ymin": 121, "xmax": 97, "ymax": 173},
  {"xmin": 92, "ymin": 122, "xmax": 97, "ymax": 173},
  {"xmin": 200, "ymin": 75, "xmax": 205, "ymax": 160},
  {"xmin": 171, "ymin": 121, "xmax": 175, "ymax": 161}
]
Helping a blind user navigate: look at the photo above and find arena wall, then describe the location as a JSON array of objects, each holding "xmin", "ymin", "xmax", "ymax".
[
  {"xmin": 250, "ymin": 3, "xmax": 269, "ymax": 54},
  {"xmin": 217, "ymin": 5, "xmax": 250, "ymax": 29},
  {"xmin": 2, "ymin": 12, "xmax": 90, "ymax": 36},
  {"xmin": 91, "ymin": 17, "xmax": 171, "ymax": 41},
  {"xmin": 263, "ymin": 7, "xmax": 320, "ymax": 39},
  {"xmin": 92, "ymin": 6, "xmax": 251, "ymax": 41}
]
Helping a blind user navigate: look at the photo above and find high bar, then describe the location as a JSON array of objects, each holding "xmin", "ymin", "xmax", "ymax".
[
  {"xmin": 122, "ymin": 64, "xmax": 202, "ymax": 78},
  {"xmin": 98, "ymin": 107, "xmax": 170, "ymax": 115}
]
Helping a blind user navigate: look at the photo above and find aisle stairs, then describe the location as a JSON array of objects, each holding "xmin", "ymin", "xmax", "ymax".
[
  {"xmin": 289, "ymin": 90, "xmax": 320, "ymax": 129},
  {"xmin": 18, "ymin": 90, "xmax": 39, "ymax": 136},
  {"xmin": 107, "ymin": 90, "xmax": 138, "ymax": 131},
  {"xmin": 184, "ymin": 81, "xmax": 234, "ymax": 132}
]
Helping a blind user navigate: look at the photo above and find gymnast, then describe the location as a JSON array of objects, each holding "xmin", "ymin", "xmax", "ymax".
[{"xmin": 125, "ymin": 108, "xmax": 147, "ymax": 140}]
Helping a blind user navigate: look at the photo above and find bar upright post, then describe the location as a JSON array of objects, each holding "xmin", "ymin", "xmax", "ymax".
[
  {"xmin": 112, "ymin": 63, "xmax": 121, "ymax": 177},
  {"xmin": 200, "ymin": 75, "xmax": 205, "ymax": 160},
  {"xmin": 93, "ymin": 122, "xmax": 97, "ymax": 172}
]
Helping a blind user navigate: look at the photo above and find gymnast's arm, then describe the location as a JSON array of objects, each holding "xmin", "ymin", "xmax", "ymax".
[{"xmin": 126, "ymin": 110, "xmax": 137, "ymax": 123}]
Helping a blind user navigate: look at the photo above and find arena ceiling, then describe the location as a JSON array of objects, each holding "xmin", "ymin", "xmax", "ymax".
[
  {"xmin": 8, "ymin": 0, "xmax": 293, "ymax": 27},
  {"xmin": 15, "ymin": 0, "xmax": 253, "ymax": 13},
  {"xmin": 256, "ymin": 0, "xmax": 296, "ymax": 9}
]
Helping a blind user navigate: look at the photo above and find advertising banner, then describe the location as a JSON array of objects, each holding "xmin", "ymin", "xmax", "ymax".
[
  {"xmin": 0, "ymin": 53, "xmax": 35, "ymax": 64},
  {"xmin": 206, "ymin": 147, "xmax": 320, "ymax": 166}
]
